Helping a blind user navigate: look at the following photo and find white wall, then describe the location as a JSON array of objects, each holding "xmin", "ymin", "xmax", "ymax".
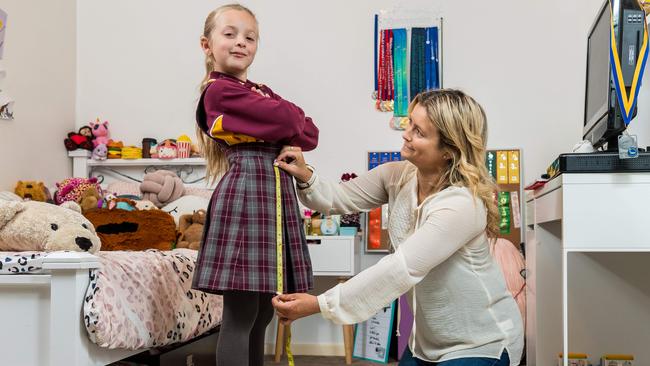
[
  {"xmin": 76, "ymin": 0, "xmax": 621, "ymax": 188},
  {"xmin": 75, "ymin": 0, "xmax": 616, "ymax": 353},
  {"xmin": 0, "ymin": 0, "xmax": 76, "ymax": 191}
]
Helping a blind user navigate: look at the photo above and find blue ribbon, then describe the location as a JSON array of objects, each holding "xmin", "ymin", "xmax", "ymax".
[
  {"xmin": 609, "ymin": 3, "xmax": 649, "ymax": 126},
  {"xmin": 425, "ymin": 27, "xmax": 440, "ymax": 90}
]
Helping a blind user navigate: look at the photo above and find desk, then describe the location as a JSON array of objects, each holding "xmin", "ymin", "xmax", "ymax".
[
  {"xmin": 525, "ymin": 173, "xmax": 650, "ymax": 366},
  {"xmin": 274, "ymin": 235, "xmax": 361, "ymax": 364}
]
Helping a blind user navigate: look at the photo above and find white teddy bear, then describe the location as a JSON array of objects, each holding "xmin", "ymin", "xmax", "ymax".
[{"xmin": 0, "ymin": 199, "xmax": 101, "ymax": 253}]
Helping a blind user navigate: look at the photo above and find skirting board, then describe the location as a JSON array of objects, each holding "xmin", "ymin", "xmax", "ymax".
[{"xmin": 264, "ymin": 343, "xmax": 345, "ymax": 356}]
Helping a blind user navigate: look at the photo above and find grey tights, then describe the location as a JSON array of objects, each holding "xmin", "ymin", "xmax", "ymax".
[{"xmin": 216, "ymin": 290, "xmax": 275, "ymax": 366}]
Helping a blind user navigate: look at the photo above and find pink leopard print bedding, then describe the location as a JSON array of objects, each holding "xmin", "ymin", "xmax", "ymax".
[{"xmin": 84, "ymin": 249, "xmax": 223, "ymax": 349}]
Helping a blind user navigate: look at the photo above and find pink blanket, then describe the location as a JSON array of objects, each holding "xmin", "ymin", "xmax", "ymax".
[{"xmin": 84, "ymin": 249, "xmax": 223, "ymax": 349}]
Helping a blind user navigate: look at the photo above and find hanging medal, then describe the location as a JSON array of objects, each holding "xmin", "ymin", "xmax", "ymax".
[
  {"xmin": 390, "ymin": 28, "xmax": 408, "ymax": 130},
  {"xmin": 609, "ymin": 0, "xmax": 649, "ymax": 127}
]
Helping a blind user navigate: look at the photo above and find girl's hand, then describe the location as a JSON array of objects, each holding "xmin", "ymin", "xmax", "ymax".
[
  {"xmin": 275, "ymin": 146, "xmax": 312, "ymax": 183},
  {"xmin": 272, "ymin": 293, "xmax": 320, "ymax": 325},
  {"xmin": 251, "ymin": 86, "xmax": 269, "ymax": 97}
]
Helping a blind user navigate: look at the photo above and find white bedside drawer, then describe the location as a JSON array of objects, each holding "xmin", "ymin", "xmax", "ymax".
[{"xmin": 306, "ymin": 235, "xmax": 359, "ymax": 276}]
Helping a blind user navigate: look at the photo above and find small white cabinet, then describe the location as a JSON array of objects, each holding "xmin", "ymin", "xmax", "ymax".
[{"xmin": 307, "ymin": 235, "xmax": 360, "ymax": 276}]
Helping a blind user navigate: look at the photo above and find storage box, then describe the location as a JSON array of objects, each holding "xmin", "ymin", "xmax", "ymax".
[
  {"xmin": 601, "ymin": 354, "xmax": 634, "ymax": 366},
  {"xmin": 558, "ymin": 353, "xmax": 589, "ymax": 366},
  {"xmin": 339, "ymin": 226, "xmax": 358, "ymax": 236}
]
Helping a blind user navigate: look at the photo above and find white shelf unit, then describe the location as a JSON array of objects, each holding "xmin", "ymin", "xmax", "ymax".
[
  {"xmin": 525, "ymin": 173, "xmax": 650, "ymax": 366},
  {"xmin": 86, "ymin": 157, "xmax": 206, "ymax": 167},
  {"xmin": 69, "ymin": 150, "xmax": 205, "ymax": 176},
  {"xmin": 68, "ymin": 150, "xmax": 210, "ymax": 188}
]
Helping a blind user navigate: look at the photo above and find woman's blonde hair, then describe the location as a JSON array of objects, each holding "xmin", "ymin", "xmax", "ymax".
[
  {"xmin": 196, "ymin": 4, "xmax": 258, "ymax": 183},
  {"xmin": 409, "ymin": 89, "xmax": 499, "ymax": 238}
]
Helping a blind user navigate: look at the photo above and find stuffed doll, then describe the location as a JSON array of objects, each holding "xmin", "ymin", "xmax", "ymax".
[
  {"xmin": 14, "ymin": 181, "xmax": 50, "ymax": 202},
  {"xmin": 55, "ymin": 177, "xmax": 103, "ymax": 213},
  {"xmin": 92, "ymin": 143, "xmax": 107, "ymax": 160},
  {"xmin": 157, "ymin": 139, "xmax": 178, "ymax": 159},
  {"xmin": 176, "ymin": 209, "xmax": 206, "ymax": 250},
  {"xmin": 77, "ymin": 186, "xmax": 102, "ymax": 213},
  {"xmin": 63, "ymin": 126, "xmax": 94, "ymax": 151},
  {"xmin": 90, "ymin": 118, "xmax": 110, "ymax": 147}
]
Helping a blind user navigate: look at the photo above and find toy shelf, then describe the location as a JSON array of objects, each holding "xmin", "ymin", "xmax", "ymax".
[{"xmin": 68, "ymin": 150, "xmax": 205, "ymax": 167}]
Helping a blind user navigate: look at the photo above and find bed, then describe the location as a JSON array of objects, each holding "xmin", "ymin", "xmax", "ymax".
[{"xmin": 0, "ymin": 151, "xmax": 221, "ymax": 366}]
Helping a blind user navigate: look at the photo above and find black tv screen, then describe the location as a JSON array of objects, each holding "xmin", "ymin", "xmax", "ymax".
[{"xmin": 585, "ymin": 3, "xmax": 610, "ymax": 128}]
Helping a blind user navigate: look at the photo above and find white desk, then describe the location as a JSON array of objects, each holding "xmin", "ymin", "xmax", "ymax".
[{"xmin": 525, "ymin": 173, "xmax": 650, "ymax": 366}]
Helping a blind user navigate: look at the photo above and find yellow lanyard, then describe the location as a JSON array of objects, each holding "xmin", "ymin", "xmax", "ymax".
[{"xmin": 274, "ymin": 165, "xmax": 294, "ymax": 366}]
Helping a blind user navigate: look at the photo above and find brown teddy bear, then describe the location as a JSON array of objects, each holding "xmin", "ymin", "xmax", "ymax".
[
  {"xmin": 78, "ymin": 186, "xmax": 102, "ymax": 213},
  {"xmin": 14, "ymin": 181, "xmax": 50, "ymax": 202},
  {"xmin": 176, "ymin": 209, "xmax": 206, "ymax": 250}
]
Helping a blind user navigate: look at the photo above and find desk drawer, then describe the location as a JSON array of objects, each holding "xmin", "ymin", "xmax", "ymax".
[{"xmin": 307, "ymin": 236, "xmax": 355, "ymax": 275}]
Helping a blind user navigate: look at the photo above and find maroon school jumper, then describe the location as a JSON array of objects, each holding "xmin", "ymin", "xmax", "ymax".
[{"xmin": 192, "ymin": 71, "xmax": 318, "ymax": 295}]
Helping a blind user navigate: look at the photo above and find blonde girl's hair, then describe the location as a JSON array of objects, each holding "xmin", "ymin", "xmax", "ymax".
[
  {"xmin": 409, "ymin": 89, "xmax": 500, "ymax": 239},
  {"xmin": 196, "ymin": 4, "xmax": 258, "ymax": 183}
]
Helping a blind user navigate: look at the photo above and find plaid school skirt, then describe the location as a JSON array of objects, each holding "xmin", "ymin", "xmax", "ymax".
[{"xmin": 192, "ymin": 143, "xmax": 313, "ymax": 295}]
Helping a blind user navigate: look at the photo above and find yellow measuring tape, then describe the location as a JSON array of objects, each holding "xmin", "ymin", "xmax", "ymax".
[{"xmin": 274, "ymin": 165, "xmax": 294, "ymax": 366}]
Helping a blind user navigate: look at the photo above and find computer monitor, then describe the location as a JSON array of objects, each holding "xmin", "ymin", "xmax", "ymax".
[{"xmin": 583, "ymin": 0, "xmax": 645, "ymax": 150}]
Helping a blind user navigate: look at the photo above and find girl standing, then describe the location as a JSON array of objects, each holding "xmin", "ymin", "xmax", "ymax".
[{"xmin": 192, "ymin": 4, "xmax": 318, "ymax": 365}]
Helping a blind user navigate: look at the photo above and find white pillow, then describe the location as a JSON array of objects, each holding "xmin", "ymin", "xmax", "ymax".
[
  {"xmin": 0, "ymin": 191, "xmax": 22, "ymax": 202},
  {"xmin": 160, "ymin": 195, "xmax": 210, "ymax": 226}
]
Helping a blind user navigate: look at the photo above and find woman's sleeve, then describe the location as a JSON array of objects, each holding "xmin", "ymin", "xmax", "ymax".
[
  {"xmin": 316, "ymin": 189, "xmax": 486, "ymax": 325},
  {"xmin": 202, "ymin": 80, "xmax": 319, "ymax": 150},
  {"xmin": 297, "ymin": 162, "xmax": 404, "ymax": 215}
]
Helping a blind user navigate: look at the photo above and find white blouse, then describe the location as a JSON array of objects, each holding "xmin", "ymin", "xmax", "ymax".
[{"xmin": 297, "ymin": 161, "xmax": 523, "ymax": 365}]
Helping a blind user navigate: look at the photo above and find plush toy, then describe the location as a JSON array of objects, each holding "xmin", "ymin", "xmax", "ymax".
[
  {"xmin": 90, "ymin": 118, "xmax": 110, "ymax": 147},
  {"xmin": 107, "ymin": 140, "xmax": 123, "ymax": 159},
  {"xmin": 63, "ymin": 126, "xmax": 94, "ymax": 151},
  {"xmin": 55, "ymin": 177, "xmax": 103, "ymax": 214},
  {"xmin": 92, "ymin": 143, "xmax": 107, "ymax": 160},
  {"xmin": 0, "ymin": 200, "xmax": 100, "ymax": 253},
  {"xmin": 84, "ymin": 208, "xmax": 176, "ymax": 251},
  {"xmin": 160, "ymin": 195, "xmax": 210, "ymax": 226},
  {"xmin": 14, "ymin": 181, "xmax": 50, "ymax": 202},
  {"xmin": 77, "ymin": 186, "xmax": 102, "ymax": 213},
  {"xmin": 176, "ymin": 209, "xmax": 206, "ymax": 250},
  {"xmin": 135, "ymin": 200, "xmax": 157, "ymax": 210},
  {"xmin": 107, "ymin": 197, "xmax": 137, "ymax": 211},
  {"xmin": 176, "ymin": 135, "xmax": 192, "ymax": 158},
  {"xmin": 140, "ymin": 170, "xmax": 185, "ymax": 208},
  {"xmin": 157, "ymin": 139, "xmax": 178, "ymax": 159}
]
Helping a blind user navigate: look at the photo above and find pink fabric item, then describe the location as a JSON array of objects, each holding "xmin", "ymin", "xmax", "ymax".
[
  {"xmin": 490, "ymin": 238, "xmax": 526, "ymax": 327},
  {"xmin": 83, "ymin": 249, "xmax": 222, "ymax": 349},
  {"xmin": 183, "ymin": 187, "xmax": 214, "ymax": 200},
  {"xmin": 106, "ymin": 181, "xmax": 141, "ymax": 197},
  {"xmin": 106, "ymin": 182, "xmax": 214, "ymax": 201}
]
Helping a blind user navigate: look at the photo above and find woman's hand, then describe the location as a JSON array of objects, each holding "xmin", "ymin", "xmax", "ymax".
[
  {"xmin": 275, "ymin": 146, "xmax": 312, "ymax": 183},
  {"xmin": 272, "ymin": 293, "xmax": 320, "ymax": 325}
]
